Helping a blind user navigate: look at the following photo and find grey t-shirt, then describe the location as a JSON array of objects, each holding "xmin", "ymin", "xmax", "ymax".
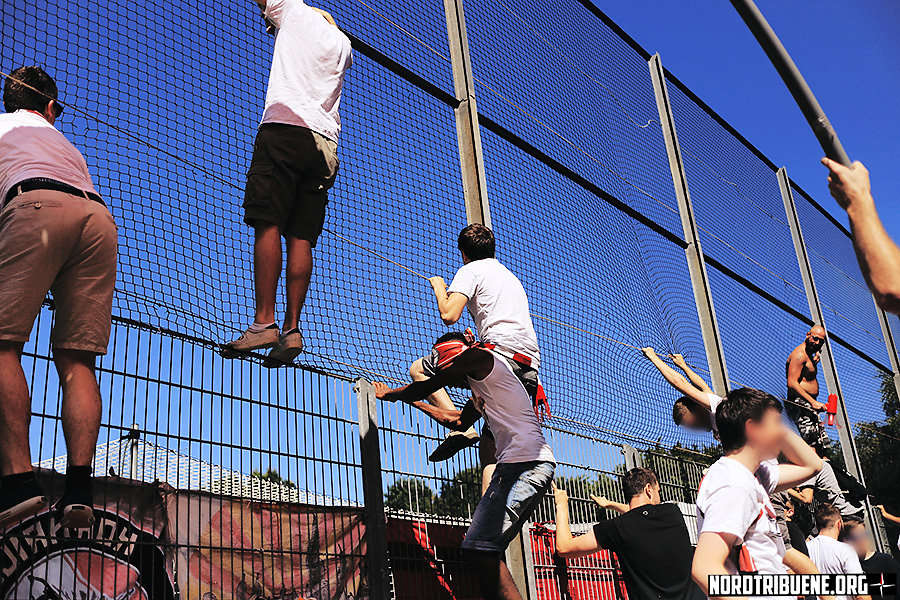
[{"xmin": 800, "ymin": 462, "xmax": 864, "ymax": 518}]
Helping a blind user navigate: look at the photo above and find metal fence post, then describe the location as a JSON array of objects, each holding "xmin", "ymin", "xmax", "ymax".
[
  {"xmin": 776, "ymin": 168, "xmax": 886, "ymax": 551},
  {"xmin": 874, "ymin": 303, "xmax": 900, "ymax": 409},
  {"xmin": 648, "ymin": 53, "xmax": 730, "ymax": 395},
  {"xmin": 443, "ymin": 0, "xmax": 491, "ymax": 227},
  {"xmin": 355, "ymin": 377, "xmax": 390, "ymax": 599}
]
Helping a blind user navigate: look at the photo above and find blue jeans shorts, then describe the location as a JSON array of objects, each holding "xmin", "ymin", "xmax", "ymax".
[{"xmin": 461, "ymin": 460, "xmax": 555, "ymax": 553}]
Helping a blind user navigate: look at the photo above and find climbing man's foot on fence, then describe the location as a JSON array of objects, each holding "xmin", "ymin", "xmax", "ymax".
[
  {"xmin": 263, "ymin": 328, "xmax": 304, "ymax": 368},
  {"xmin": 220, "ymin": 323, "xmax": 280, "ymax": 358},
  {"xmin": 429, "ymin": 428, "xmax": 480, "ymax": 462}
]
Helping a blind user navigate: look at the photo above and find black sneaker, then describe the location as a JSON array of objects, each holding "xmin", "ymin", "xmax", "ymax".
[{"xmin": 429, "ymin": 428, "xmax": 480, "ymax": 462}]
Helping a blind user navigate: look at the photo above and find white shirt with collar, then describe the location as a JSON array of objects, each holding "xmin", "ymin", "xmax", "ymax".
[{"xmin": 0, "ymin": 109, "xmax": 97, "ymax": 208}]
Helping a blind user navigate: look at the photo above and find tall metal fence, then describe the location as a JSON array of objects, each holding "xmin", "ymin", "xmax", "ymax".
[{"xmin": 2, "ymin": 0, "xmax": 899, "ymax": 597}]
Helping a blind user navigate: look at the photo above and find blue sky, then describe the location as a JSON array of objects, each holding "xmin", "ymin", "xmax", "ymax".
[{"xmin": 599, "ymin": 0, "xmax": 900, "ymax": 237}]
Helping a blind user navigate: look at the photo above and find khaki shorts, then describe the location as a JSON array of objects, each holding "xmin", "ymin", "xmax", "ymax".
[{"xmin": 0, "ymin": 190, "xmax": 117, "ymax": 354}]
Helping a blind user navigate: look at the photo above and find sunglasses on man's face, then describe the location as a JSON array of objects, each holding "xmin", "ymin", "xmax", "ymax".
[{"xmin": 49, "ymin": 100, "xmax": 64, "ymax": 118}]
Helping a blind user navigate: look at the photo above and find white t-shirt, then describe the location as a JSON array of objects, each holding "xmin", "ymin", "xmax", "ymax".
[
  {"xmin": 807, "ymin": 535, "xmax": 864, "ymax": 600},
  {"xmin": 707, "ymin": 392, "xmax": 724, "ymax": 438},
  {"xmin": 0, "ymin": 110, "xmax": 98, "ymax": 208},
  {"xmin": 467, "ymin": 351, "xmax": 555, "ymax": 464},
  {"xmin": 448, "ymin": 259, "xmax": 540, "ymax": 364},
  {"xmin": 262, "ymin": 0, "xmax": 352, "ymax": 142},
  {"xmin": 696, "ymin": 457, "xmax": 786, "ymax": 577}
]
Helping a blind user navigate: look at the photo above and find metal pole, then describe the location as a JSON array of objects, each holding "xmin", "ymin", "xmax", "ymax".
[
  {"xmin": 728, "ymin": 0, "xmax": 850, "ymax": 166},
  {"xmin": 777, "ymin": 168, "xmax": 885, "ymax": 550},
  {"xmin": 355, "ymin": 378, "xmax": 390, "ymax": 599},
  {"xmin": 648, "ymin": 53, "xmax": 731, "ymax": 396},
  {"xmin": 874, "ymin": 302, "xmax": 900, "ymax": 407},
  {"xmin": 443, "ymin": 0, "xmax": 491, "ymax": 226}
]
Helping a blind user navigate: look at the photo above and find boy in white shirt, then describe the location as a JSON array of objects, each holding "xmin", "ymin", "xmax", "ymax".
[
  {"xmin": 410, "ymin": 224, "xmax": 545, "ymax": 463},
  {"xmin": 692, "ymin": 387, "xmax": 824, "ymax": 597},
  {"xmin": 808, "ymin": 505, "xmax": 871, "ymax": 600}
]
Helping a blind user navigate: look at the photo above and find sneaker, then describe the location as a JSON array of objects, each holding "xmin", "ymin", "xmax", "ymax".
[
  {"xmin": 263, "ymin": 328, "xmax": 304, "ymax": 368},
  {"xmin": 59, "ymin": 503, "xmax": 95, "ymax": 529},
  {"xmin": 429, "ymin": 428, "xmax": 480, "ymax": 462},
  {"xmin": 220, "ymin": 324, "xmax": 280, "ymax": 358},
  {"xmin": 0, "ymin": 494, "xmax": 48, "ymax": 530}
]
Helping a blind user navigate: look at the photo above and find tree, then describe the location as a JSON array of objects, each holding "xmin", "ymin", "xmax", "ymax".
[
  {"xmin": 384, "ymin": 478, "xmax": 436, "ymax": 514},
  {"xmin": 433, "ymin": 467, "xmax": 482, "ymax": 518},
  {"xmin": 251, "ymin": 468, "xmax": 296, "ymax": 489}
]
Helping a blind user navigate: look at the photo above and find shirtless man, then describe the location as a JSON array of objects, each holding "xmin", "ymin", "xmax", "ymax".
[{"xmin": 785, "ymin": 325, "xmax": 830, "ymax": 456}]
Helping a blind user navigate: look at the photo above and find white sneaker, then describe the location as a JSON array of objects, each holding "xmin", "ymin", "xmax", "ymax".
[
  {"xmin": 263, "ymin": 328, "xmax": 304, "ymax": 368},
  {"xmin": 220, "ymin": 324, "xmax": 280, "ymax": 358},
  {"xmin": 429, "ymin": 428, "xmax": 480, "ymax": 462}
]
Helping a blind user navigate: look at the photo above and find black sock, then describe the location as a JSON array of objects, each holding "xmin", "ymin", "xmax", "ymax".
[
  {"xmin": 1, "ymin": 471, "xmax": 44, "ymax": 510},
  {"xmin": 60, "ymin": 465, "xmax": 93, "ymax": 508}
]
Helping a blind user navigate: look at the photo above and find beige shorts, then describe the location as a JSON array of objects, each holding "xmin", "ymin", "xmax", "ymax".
[{"xmin": 0, "ymin": 190, "xmax": 117, "ymax": 354}]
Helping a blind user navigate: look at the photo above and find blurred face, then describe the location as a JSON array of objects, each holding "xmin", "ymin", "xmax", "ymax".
[
  {"xmin": 806, "ymin": 327, "xmax": 826, "ymax": 352},
  {"xmin": 745, "ymin": 407, "xmax": 787, "ymax": 459},
  {"xmin": 679, "ymin": 404, "xmax": 711, "ymax": 432},
  {"xmin": 843, "ymin": 523, "xmax": 870, "ymax": 559}
]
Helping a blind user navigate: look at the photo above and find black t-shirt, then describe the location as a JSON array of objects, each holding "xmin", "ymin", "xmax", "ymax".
[
  {"xmin": 592, "ymin": 502, "xmax": 704, "ymax": 600},
  {"xmin": 861, "ymin": 552, "xmax": 900, "ymax": 598},
  {"xmin": 787, "ymin": 521, "xmax": 809, "ymax": 556}
]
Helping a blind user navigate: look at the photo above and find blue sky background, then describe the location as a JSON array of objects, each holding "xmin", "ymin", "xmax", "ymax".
[
  {"xmin": 2, "ymin": 0, "xmax": 898, "ymax": 506},
  {"xmin": 600, "ymin": 0, "xmax": 900, "ymax": 237}
]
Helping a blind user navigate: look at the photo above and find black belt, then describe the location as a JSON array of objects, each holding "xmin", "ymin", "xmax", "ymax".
[{"xmin": 4, "ymin": 178, "xmax": 104, "ymax": 207}]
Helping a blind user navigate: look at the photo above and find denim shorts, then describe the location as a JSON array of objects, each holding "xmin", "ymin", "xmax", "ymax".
[{"xmin": 461, "ymin": 460, "xmax": 555, "ymax": 553}]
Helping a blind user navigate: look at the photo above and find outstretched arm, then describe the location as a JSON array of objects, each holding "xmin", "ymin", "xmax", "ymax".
[
  {"xmin": 877, "ymin": 505, "xmax": 900, "ymax": 526},
  {"xmin": 429, "ymin": 277, "xmax": 468, "ymax": 325},
  {"xmin": 589, "ymin": 494, "xmax": 629, "ymax": 514},
  {"xmin": 822, "ymin": 158, "xmax": 900, "ymax": 314},
  {"xmin": 774, "ymin": 431, "xmax": 824, "ymax": 492},
  {"xmin": 642, "ymin": 347, "xmax": 712, "ymax": 408},
  {"xmin": 786, "ymin": 354, "xmax": 827, "ymax": 412},
  {"xmin": 693, "ymin": 532, "xmax": 746, "ymax": 600},
  {"xmin": 553, "ymin": 484, "xmax": 603, "ymax": 559},
  {"xmin": 671, "ymin": 354, "xmax": 713, "ymax": 394},
  {"xmin": 788, "ymin": 487, "xmax": 814, "ymax": 505}
]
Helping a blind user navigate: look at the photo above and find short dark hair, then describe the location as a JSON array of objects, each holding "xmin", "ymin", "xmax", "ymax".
[
  {"xmin": 715, "ymin": 387, "xmax": 783, "ymax": 452},
  {"xmin": 621, "ymin": 467, "xmax": 658, "ymax": 502},
  {"xmin": 815, "ymin": 504, "xmax": 842, "ymax": 531},
  {"xmin": 839, "ymin": 516, "xmax": 864, "ymax": 541},
  {"xmin": 458, "ymin": 224, "xmax": 495, "ymax": 261},
  {"xmin": 4, "ymin": 66, "xmax": 58, "ymax": 113}
]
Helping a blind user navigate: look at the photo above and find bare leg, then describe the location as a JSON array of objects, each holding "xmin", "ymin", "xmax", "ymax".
[
  {"xmin": 410, "ymin": 358, "xmax": 455, "ymax": 410},
  {"xmin": 283, "ymin": 236, "xmax": 313, "ymax": 332},
  {"xmin": 54, "ymin": 350, "xmax": 101, "ymax": 467},
  {"xmin": 253, "ymin": 223, "xmax": 282, "ymax": 325},
  {"xmin": 480, "ymin": 435, "xmax": 497, "ymax": 496},
  {"xmin": 464, "ymin": 550, "xmax": 523, "ymax": 600},
  {"xmin": 0, "ymin": 342, "xmax": 31, "ymax": 476}
]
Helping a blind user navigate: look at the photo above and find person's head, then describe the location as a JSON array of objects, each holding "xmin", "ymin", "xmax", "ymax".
[
  {"xmin": 3, "ymin": 66, "xmax": 63, "ymax": 124},
  {"xmin": 784, "ymin": 497, "xmax": 795, "ymax": 521},
  {"xmin": 716, "ymin": 387, "xmax": 786, "ymax": 458},
  {"xmin": 815, "ymin": 504, "xmax": 843, "ymax": 535},
  {"xmin": 673, "ymin": 397, "xmax": 713, "ymax": 431},
  {"xmin": 457, "ymin": 224, "xmax": 495, "ymax": 264},
  {"xmin": 310, "ymin": 6, "xmax": 337, "ymax": 27},
  {"xmin": 621, "ymin": 467, "xmax": 661, "ymax": 507},
  {"xmin": 805, "ymin": 325, "xmax": 827, "ymax": 353},
  {"xmin": 428, "ymin": 330, "xmax": 476, "ymax": 385},
  {"xmin": 839, "ymin": 517, "xmax": 870, "ymax": 559}
]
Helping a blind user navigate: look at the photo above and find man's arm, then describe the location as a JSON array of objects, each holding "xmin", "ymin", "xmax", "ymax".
[
  {"xmin": 642, "ymin": 347, "xmax": 712, "ymax": 407},
  {"xmin": 692, "ymin": 531, "xmax": 746, "ymax": 600},
  {"xmin": 877, "ymin": 505, "xmax": 900, "ymax": 525},
  {"xmin": 774, "ymin": 430, "xmax": 824, "ymax": 492},
  {"xmin": 788, "ymin": 486, "xmax": 814, "ymax": 504},
  {"xmin": 671, "ymin": 354, "xmax": 714, "ymax": 394},
  {"xmin": 429, "ymin": 277, "xmax": 468, "ymax": 325},
  {"xmin": 822, "ymin": 158, "xmax": 900, "ymax": 314},
  {"xmin": 553, "ymin": 484, "xmax": 604, "ymax": 559},
  {"xmin": 589, "ymin": 494, "xmax": 629, "ymax": 514},
  {"xmin": 786, "ymin": 353, "xmax": 827, "ymax": 412}
]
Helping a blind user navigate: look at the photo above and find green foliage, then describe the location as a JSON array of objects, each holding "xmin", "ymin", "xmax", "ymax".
[
  {"xmin": 251, "ymin": 468, "xmax": 296, "ymax": 488},
  {"xmin": 384, "ymin": 478, "xmax": 436, "ymax": 513},
  {"xmin": 433, "ymin": 467, "xmax": 483, "ymax": 518}
]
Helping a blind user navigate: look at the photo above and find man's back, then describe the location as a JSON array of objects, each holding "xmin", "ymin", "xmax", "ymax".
[
  {"xmin": 592, "ymin": 503, "xmax": 703, "ymax": 600},
  {"xmin": 448, "ymin": 258, "xmax": 540, "ymax": 362},
  {"xmin": 808, "ymin": 534, "xmax": 865, "ymax": 600},
  {"xmin": 262, "ymin": 0, "xmax": 353, "ymax": 142}
]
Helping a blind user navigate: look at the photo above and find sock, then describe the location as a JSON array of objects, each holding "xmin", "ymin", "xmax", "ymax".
[
  {"xmin": 1, "ymin": 471, "xmax": 44, "ymax": 510},
  {"xmin": 249, "ymin": 321, "xmax": 277, "ymax": 333},
  {"xmin": 60, "ymin": 465, "xmax": 93, "ymax": 508},
  {"xmin": 283, "ymin": 327, "xmax": 300, "ymax": 336}
]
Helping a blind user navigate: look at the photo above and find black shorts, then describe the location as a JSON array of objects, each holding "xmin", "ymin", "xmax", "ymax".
[{"xmin": 243, "ymin": 123, "xmax": 339, "ymax": 246}]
